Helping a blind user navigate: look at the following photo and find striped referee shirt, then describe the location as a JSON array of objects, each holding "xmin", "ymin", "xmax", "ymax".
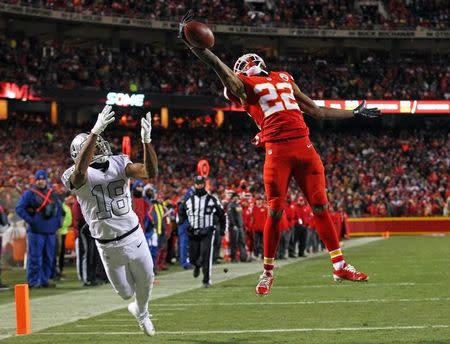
[{"xmin": 178, "ymin": 192, "xmax": 228, "ymax": 233}]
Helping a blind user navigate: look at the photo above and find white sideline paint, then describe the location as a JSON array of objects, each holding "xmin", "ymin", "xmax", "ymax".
[
  {"xmin": 0, "ymin": 237, "xmax": 379, "ymax": 340},
  {"xmin": 27, "ymin": 324, "xmax": 450, "ymax": 336}
]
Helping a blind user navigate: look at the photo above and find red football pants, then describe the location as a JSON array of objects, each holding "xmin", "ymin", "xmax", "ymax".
[{"xmin": 263, "ymin": 136, "xmax": 340, "ymax": 259}]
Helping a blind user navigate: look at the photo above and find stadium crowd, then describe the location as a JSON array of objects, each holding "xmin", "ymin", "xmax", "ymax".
[
  {"xmin": 0, "ymin": 114, "xmax": 448, "ymax": 218},
  {"xmin": 0, "ymin": 114, "xmax": 448, "ymax": 288},
  {"xmin": 7, "ymin": 0, "xmax": 449, "ymax": 30},
  {"xmin": 1, "ymin": 36, "xmax": 449, "ymax": 100}
]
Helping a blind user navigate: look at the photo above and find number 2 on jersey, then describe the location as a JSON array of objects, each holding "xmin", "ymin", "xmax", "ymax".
[
  {"xmin": 92, "ymin": 180, "xmax": 130, "ymax": 220},
  {"xmin": 254, "ymin": 82, "xmax": 300, "ymax": 117}
]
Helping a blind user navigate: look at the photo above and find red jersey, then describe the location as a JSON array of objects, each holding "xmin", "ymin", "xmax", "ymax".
[{"xmin": 226, "ymin": 71, "xmax": 309, "ymax": 143}]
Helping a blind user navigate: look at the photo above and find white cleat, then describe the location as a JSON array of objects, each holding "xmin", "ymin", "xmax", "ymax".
[{"xmin": 128, "ymin": 302, "xmax": 156, "ymax": 336}]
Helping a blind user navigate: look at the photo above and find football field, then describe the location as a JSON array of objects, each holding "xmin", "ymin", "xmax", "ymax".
[{"xmin": 1, "ymin": 236, "xmax": 450, "ymax": 344}]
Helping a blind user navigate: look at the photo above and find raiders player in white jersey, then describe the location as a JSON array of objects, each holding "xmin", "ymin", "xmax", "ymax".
[{"xmin": 61, "ymin": 105, "xmax": 157, "ymax": 336}]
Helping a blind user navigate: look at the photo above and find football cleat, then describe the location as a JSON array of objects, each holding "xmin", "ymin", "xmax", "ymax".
[
  {"xmin": 333, "ymin": 263, "xmax": 369, "ymax": 282},
  {"xmin": 128, "ymin": 302, "xmax": 156, "ymax": 336},
  {"xmin": 255, "ymin": 274, "xmax": 274, "ymax": 296}
]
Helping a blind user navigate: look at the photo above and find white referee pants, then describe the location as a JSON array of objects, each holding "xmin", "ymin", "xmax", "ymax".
[{"xmin": 96, "ymin": 229, "xmax": 154, "ymax": 316}]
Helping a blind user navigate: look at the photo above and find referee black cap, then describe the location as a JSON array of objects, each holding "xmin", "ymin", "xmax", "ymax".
[{"xmin": 194, "ymin": 175, "xmax": 205, "ymax": 184}]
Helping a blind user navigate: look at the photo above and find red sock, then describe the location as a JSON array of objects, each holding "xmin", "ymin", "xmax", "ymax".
[
  {"xmin": 313, "ymin": 209, "xmax": 340, "ymax": 251},
  {"xmin": 314, "ymin": 210, "xmax": 345, "ymax": 268},
  {"xmin": 263, "ymin": 214, "xmax": 281, "ymax": 261}
]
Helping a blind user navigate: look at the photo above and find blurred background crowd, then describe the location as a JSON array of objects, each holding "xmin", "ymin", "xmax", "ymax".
[
  {"xmin": 1, "ymin": 36, "xmax": 449, "ymax": 99},
  {"xmin": 1, "ymin": 115, "xmax": 448, "ymax": 218},
  {"xmin": 7, "ymin": 0, "xmax": 449, "ymax": 30}
]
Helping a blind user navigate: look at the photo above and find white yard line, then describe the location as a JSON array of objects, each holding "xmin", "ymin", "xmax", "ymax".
[
  {"xmin": 0, "ymin": 237, "xmax": 379, "ymax": 340},
  {"xmin": 29, "ymin": 324, "xmax": 450, "ymax": 335},
  {"xmin": 151, "ymin": 297, "xmax": 450, "ymax": 307}
]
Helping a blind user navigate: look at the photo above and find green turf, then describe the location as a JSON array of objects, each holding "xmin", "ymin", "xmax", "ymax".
[{"xmin": 3, "ymin": 236, "xmax": 450, "ymax": 343}]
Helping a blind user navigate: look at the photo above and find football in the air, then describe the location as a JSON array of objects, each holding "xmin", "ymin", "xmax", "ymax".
[{"xmin": 184, "ymin": 21, "xmax": 215, "ymax": 49}]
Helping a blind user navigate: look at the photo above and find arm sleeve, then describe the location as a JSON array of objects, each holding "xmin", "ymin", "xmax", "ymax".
[{"xmin": 15, "ymin": 191, "xmax": 34, "ymax": 224}]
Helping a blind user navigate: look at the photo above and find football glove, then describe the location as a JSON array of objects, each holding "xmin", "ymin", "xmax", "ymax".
[
  {"xmin": 178, "ymin": 9, "xmax": 194, "ymax": 44},
  {"xmin": 91, "ymin": 105, "xmax": 115, "ymax": 135},
  {"xmin": 141, "ymin": 112, "xmax": 152, "ymax": 143},
  {"xmin": 353, "ymin": 100, "xmax": 381, "ymax": 118}
]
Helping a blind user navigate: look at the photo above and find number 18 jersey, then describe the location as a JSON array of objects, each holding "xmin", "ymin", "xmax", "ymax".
[
  {"xmin": 226, "ymin": 71, "xmax": 309, "ymax": 143},
  {"xmin": 61, "ymin": 155, "xmax": 139, "ymax": 240}
]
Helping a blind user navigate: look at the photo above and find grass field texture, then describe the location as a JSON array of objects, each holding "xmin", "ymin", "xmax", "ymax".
[{"xmin": 1, "ymin": 236, "xmax": 450, "ymax": 344}]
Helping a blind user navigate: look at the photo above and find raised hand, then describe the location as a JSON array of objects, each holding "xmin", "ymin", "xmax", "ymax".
[
  {"xmin": 353, "ymin": 100, "xmax": 381, "ymax": 118},
  {"xmin": 91, "ymin": 105, "xmax": 115, "ymax": 135},
  {"xmin": 141, "ymin": 112, "xmax": 152, "ymax": 143},
  {"xmin": 178, "ymin": 9, "xmax": 194, "ymax": 44}
]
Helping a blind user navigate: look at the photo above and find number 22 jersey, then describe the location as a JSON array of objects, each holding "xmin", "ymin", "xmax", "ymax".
[
  {"xmin": 61, "ymin": 155, "xmax": 139, "ymax": 240},
  {"xmin": 225, "ymin": 71, "xmax": 309, "ymax": 143}
]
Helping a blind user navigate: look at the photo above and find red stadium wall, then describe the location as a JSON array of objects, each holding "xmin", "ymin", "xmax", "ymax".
[{"xmin": 348, "ymin": 217, "xmax": 450, "ymax": 236}]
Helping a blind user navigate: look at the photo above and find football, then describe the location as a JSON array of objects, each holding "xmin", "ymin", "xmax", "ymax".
[{"xmin": 184, "ymin": 21, "xmax": 215, "ymax": 49}]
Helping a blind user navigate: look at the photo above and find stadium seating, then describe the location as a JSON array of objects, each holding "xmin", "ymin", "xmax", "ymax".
[
  {"xmin": 7, "ymin": 0, "xmax": 449, "ymax": 29},
  {"xmin": 1, "ymin": 37, "xmax": 448, "ymax": 100}
]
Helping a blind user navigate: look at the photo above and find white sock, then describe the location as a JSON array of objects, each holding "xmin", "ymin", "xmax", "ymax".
[{"xmin": 333, "ymin": 261, "xmax": 345, "ymax": 270}]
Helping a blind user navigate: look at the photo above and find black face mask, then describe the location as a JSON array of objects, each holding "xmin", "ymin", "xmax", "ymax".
[
  {"xmin": 195, "ymin": 188, "xmax": 207, "ymax": 196},
  {"xmin": 133, "ymin": 190, "xmax": 142, "ymax": 198}
]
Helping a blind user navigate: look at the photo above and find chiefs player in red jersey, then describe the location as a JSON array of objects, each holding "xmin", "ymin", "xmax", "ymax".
[{"xmin": 179, "ymin": 12, "xmax": 380, "ymax": 296}]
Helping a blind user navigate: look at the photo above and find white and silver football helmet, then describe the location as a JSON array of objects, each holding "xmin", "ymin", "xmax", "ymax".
[
  {"xmin": 70, "ymin": 133, "xmax": 112, "ymax": 164},
  {"xmin": 233, "ymin": 53, "xmax": 267, "ymax": 76}
]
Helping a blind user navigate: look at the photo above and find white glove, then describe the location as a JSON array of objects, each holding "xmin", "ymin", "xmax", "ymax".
[
  {"xmin": 91, "ymin": 105, "xmax": 115, "ymax": 135},
  {"xmin": 141, "ymin": 112, "xmax": 152, "ymax": 143}
]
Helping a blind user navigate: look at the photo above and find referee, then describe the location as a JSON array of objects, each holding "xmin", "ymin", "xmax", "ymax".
[{"xmin": 178, "ymin": 176, "xmax": 227, "ymax": 288}]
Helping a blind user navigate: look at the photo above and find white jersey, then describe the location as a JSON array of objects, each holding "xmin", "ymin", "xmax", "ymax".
[{"xmin": 61, "ymin": 155, "xmax": 139, "ymax": 240}]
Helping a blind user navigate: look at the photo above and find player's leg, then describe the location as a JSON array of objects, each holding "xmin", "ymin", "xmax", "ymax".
[
  {"xmin": 123, "ymin": 231, "xmax": 155, "ymax": 336},
  {"xmin": 128, "ymin": 233, "xmax": 154, "ymax": 315},
  {"xmin": 293, "ymin": 144, "xmax": 368, "ymax": 282},
  {"xmin": 256, "ymin": 146, "xmax": 292, "ymax": 295},
  {"xmin": 96, "ymin": 244, "xmax": 135, "ymax": 299}
]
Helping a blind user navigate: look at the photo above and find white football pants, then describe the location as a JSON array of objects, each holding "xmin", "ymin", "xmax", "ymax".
[{"xmin": 96, "ymin": 228, "xmax": 154, "ymax": 315}]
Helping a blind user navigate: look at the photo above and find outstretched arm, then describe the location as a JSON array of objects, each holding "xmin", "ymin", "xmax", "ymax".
[
  {"xmin": 178, "ymin": 11, "xmax": 246, "ymax": 103},
  {"xmin": 125, "ymin": 112, "xmax": 158, "ymax": 179},
  {"xmin": 189, "ymin": 47, "xmax": 247, "ymax": 104},
  {"xmin": 70, "ymin": 105, "xmax": 115, "ymax": 189},
  {"xmin": 292, "ymin": 82, "xmax": 380, "ymax": 120}
]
